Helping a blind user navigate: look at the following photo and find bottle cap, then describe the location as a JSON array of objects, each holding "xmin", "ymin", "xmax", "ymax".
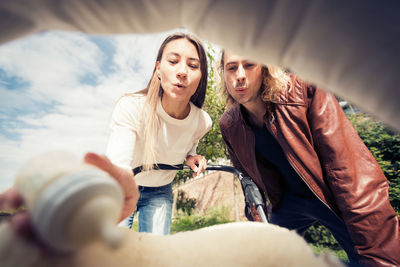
[
  {"xmin": 32, "ymin": 168, "xmax": 124, "ymax": 252},
  {"xmin": 67, "ymin": 194, "xmax": 124, "ymax": 249}
]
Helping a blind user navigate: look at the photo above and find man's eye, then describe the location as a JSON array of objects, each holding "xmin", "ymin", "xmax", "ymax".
[
  {"xmin": 228, "ymin": 66, "xmax": 237, "ymax": 71},
  {"xmin": 245, "ymin": 64, "xmax": 255, "ymax": 68}
]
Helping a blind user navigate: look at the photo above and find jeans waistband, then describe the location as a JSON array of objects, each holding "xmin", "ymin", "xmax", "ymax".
[{"xmin": 138, "ymin": 183, "xmax": 172, "ymax": 192}]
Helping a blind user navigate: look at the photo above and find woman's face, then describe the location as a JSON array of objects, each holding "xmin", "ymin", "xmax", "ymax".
[{"xmin": 156, "ymin": 38, "xmax": 202, "ymax": 104}]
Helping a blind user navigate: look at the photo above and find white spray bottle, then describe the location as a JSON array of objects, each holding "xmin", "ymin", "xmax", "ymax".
[{"xmin": 14, "ymin": 151, "xmax": 124, "ymax": 252}]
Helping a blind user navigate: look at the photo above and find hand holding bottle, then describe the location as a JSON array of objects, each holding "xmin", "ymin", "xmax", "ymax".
[{"xmin": 0, "ymin": 151, "xmax": 139, "ymax": 266}]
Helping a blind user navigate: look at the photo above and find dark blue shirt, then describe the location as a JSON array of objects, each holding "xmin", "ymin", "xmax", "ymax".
[{"xmin": 251, "ymin": 123, "xmax": 315, "ymax": 198}]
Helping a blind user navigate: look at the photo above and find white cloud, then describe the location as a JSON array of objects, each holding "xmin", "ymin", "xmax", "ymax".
[
  {"xmin": 0, "ymin": 136, "xmax": 21, "ymax": 191},
  {"xmin": 0, "ymin": 32, "xmax": 102, "ymax": 88},
  {"xmin": 0, "ymin": 30, "xmax": 177, "ymax": 193}
]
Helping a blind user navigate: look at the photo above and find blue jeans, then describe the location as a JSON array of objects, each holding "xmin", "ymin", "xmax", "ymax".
[
  {"xmin": 123, "ymin": 183, "xmax": 173, "ymax": 235},
  {"xmin": 270, "ymin": 193, "xmax": 360, "ymax": 267}
]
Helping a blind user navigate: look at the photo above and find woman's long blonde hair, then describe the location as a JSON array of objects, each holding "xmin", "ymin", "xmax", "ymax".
[
  {"xmin": 136, "ymin": 33, "xmax": 208, "ymax": 171},
  {"xmin": 218, "ymin": 50, "xmax": 291, "ymax": 108}
]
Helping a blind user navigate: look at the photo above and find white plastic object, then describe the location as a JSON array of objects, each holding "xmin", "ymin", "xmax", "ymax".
[{"xmin": 14, "ymin": 151, "xmax": 124, "ymax": 252}]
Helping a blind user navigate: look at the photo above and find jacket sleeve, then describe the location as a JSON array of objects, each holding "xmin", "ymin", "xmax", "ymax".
[
  {"xmin": 220, "ymin": 119, "xmax": 255, "ymax": 221},
  {"xmin": 306, "ymin": 85, "xmax": 400, "ymax": 267},
  {"xmin": 219, "ymin": 120, "xmax": 249, "ymax": 178}
]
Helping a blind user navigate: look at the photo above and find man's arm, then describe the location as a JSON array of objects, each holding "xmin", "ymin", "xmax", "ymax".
[
  {"xmin": 306, "ymin": 85, "xmax": 400, "ymax": 266},
  {"xmin": 219, "ymin": 122, "xmax": 249, "ymax": 178},
  {"xmin": 220, "ymin": 121, "xmax": 259, "ymax": 221}
]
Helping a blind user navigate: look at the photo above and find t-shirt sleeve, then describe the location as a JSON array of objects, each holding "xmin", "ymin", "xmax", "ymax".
[
  {"xmin": 106, "ymin": 96, "xmax": 142, "ymax": 170},
  {"xmin": 187, "ymin": 111, "xmax": 212, "ymax": 156}
]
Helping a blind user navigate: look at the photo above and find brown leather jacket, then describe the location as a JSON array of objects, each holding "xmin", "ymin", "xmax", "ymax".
[{"xmin": 219, "ymin": 76, "xmax": 400, "ymax": 267}]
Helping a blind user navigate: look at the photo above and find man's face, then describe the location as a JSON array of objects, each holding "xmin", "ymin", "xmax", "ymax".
[{"xmin": 223, "ymin": 52, "xmax": 263, "ymax": 106}]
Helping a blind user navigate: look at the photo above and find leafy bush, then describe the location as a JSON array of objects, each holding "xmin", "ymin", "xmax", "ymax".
[
  {"xmin": 175, "ymin": 190, "xmax": 197, "ymax": 215},
  {"xmin": 173, "ymin": 169, "xmax": 193, "ymax": 185},
  {"xmin": 305, "ymin": 223, "xmax": 348, "ymax": 262},
  {"xmin": 310, "ymin": 244, "xmax": 348, "ymax": 262},
  {"xmin": 305, "ymin": 223, "xmax": 341, "ymax": 251}
]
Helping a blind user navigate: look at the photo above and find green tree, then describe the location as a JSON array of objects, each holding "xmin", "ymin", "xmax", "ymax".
[{"xmin": 197, "ymin": 43, "xmax": 227, "ymax": 161}]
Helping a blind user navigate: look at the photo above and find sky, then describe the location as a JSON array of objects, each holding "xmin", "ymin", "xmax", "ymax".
[{"xmin": 0, "ymin": 29, "xmax": 182, "ymax": 193}]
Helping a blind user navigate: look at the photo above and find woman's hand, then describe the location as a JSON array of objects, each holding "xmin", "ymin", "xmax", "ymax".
[
  {"xmin": 186, "ymin": 155, "xmax": 207, "ymax": 177},
  {"xmin": 83, "ymin": 152, "xmax": 139, "ymax": 221}
]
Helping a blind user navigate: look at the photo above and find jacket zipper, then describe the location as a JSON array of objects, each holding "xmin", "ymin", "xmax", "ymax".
[{"xmin": 265, "ymin": 115, "xmax": 342, "ymax": 220}]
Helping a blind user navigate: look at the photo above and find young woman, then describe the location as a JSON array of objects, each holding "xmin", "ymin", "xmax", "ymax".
[{"xmin": 106, "ymin": 33, "xmax": 212, "ymax": 235}]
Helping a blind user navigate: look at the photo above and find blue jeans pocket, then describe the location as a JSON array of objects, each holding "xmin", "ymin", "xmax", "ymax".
[{"xmin": 127, "ymin": 183, "xmax": 173, "ymax": 235}]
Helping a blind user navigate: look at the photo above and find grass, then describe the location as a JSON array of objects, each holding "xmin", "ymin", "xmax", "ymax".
[
  {"xmin": 128, "ymin": 206, "xmax": 233, "ymax": 233},
  {"xmin": 171, "ymin": 206, "xmax": 233, "ymax": 233},
  {"xmin": 0, "ymin": 206, "xmax": 25, "ymax": 215}
]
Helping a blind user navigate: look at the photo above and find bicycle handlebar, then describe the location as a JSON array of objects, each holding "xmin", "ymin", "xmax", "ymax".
[{"xmin": 132, "ymin": 163, "xmax": 269, "ymax": 223}]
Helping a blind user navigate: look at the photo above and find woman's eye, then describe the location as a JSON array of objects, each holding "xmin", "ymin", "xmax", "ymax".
[
  {"xmin": 189, "ymin": 64, "xmax": 199, "ymax": 69},
  {"xmin": 168, "ymin": 60, "xmax": 177, "ymax": 64}
]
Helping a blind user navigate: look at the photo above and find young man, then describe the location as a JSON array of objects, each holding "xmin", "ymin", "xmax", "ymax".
[{"xmin": 218, "ymin": 51, "xmax": 400, "ymax": 267}]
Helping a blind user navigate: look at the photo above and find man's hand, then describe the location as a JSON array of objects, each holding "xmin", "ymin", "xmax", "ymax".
[
  {"xmin": 186, "ymin": 155, "xmax": 207, "ymax": 177},
  {"xmin": 83, "ymin": 152, "xmax": 139, "ymax": 221}
]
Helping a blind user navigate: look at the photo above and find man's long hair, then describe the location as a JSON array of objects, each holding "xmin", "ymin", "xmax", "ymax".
[{"xmin": 218, "ymin": 50, "xmax": 291, "ymax": 108}]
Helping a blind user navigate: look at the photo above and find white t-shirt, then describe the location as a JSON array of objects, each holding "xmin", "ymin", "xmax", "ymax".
[{"xmin": 106, "ymin": 94, "xmax": 212, "ymax": 187}]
